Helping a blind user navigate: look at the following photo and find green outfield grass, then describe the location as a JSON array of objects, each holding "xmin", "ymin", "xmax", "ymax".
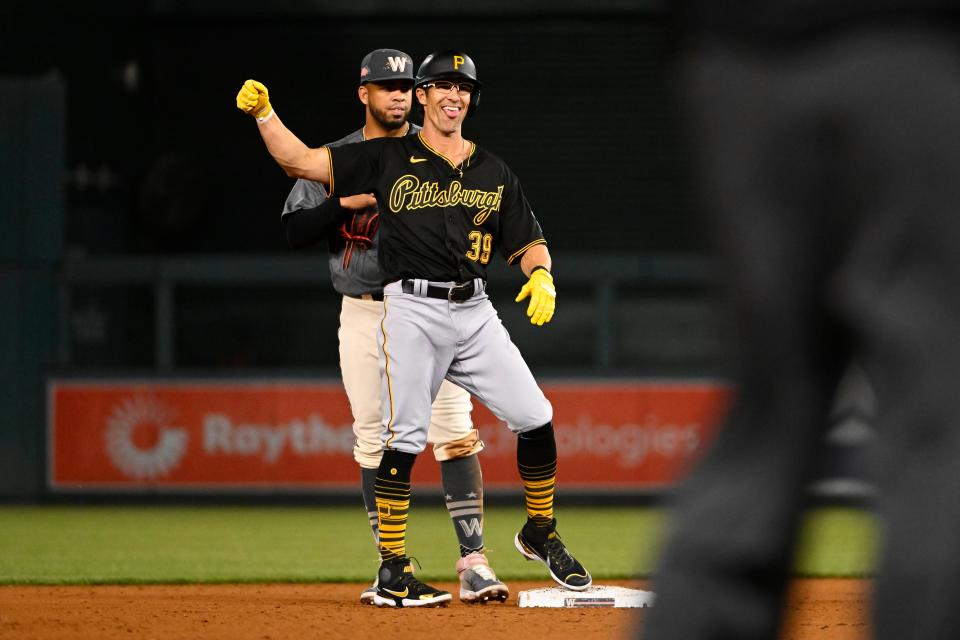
[{"xmin": 0, "ymin": 505, "xmax": 877, "ymax": 585}]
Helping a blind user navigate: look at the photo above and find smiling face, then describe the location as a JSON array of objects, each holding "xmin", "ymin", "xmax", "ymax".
[
  {"xmin": 360, "ymin": 80, "xmax": 413, "ymax": 130},
  {"xmin": 416, "ymin": 79, "xmax": 472, "ymax": 136}
]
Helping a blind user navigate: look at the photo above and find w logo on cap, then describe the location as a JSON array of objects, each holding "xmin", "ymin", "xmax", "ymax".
[
  {"xmin": 360, "ymin": 49, "xmax": 414, "ymax": 83},
  {"xmin": 387, "ymin": 56, "xmax": 409, "ymax": 72}
]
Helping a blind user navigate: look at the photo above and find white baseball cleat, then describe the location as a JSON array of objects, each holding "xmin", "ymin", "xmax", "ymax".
[
  {"xmin": 360, "ymin": 579, "xmax": 377, "ymax": 605},
  {"xmin": 457, "ymin": 552, "xmax": 509, "ymax": 604}
]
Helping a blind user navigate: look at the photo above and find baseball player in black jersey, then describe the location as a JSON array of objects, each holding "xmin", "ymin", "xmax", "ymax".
[
  {"xmin": 280, "ymin": 49, "xmax": 507, "ymax": 605},
  {"xmin": 238, "ymin": 49, "xmax": 591, "ymax": 607}
]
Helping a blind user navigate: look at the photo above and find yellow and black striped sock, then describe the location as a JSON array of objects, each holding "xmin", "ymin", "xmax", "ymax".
[
  {"xmin": 374, "ymin": 450, "xmax": 417, "ymax": 561},
  {"xmin": 519, "ymin": 460, "xmax": 556, "ymax": 526},
  {"xmin": 517, "ymin": 423, "xmax": 557, "ymax": 528}
]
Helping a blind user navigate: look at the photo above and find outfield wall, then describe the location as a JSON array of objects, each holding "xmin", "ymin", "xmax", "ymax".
[{"xmin": 47, "ymin": 378, "xmax": 730, "ymax": 494}]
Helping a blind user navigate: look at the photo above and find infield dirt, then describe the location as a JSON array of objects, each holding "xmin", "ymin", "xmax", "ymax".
[{"xmin": 0, "ymin": 578, "xmax": 869, "ymax": 639}]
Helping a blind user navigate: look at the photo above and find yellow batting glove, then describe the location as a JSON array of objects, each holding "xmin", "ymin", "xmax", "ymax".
[
  {"xmin": 235, "ymin": 79, "xmax": 273, "ymax": 120},
  {"xmin": 515, "ymin": 267, "xmax": 556, "ymax": 326}
]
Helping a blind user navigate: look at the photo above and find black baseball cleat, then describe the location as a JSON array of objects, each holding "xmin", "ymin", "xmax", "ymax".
[
  {"xmin": 514, "ymin": 518, "xmax": 592, "ymax": 591},
  {"xmin": 372, "ymin": 557, "xmax": 453, "ymax": 608}
]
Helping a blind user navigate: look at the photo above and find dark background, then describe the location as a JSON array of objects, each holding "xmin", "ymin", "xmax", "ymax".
[
  {"xmin": 2, "ymin": 1, "xmax": 760, "ymax": 500},
  {"xmin": 3, "ymin": 0, "xmax": 727, "ymax": 370},
  {"xmin": 3, "ymin": 0, "xmax": 695, "ymax": 255}
]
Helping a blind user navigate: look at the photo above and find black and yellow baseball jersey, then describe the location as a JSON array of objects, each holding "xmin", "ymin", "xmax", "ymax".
[{"xmin": 327, "ymin": 131, "xmax": 545, "ymax": 283}]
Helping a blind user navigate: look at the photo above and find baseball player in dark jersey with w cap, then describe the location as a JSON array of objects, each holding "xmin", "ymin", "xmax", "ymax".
[
  {"xmin": 237, "ymin": 49, "xmax": 591, "ymax": 608},
  {"xmin": 280, "ymin": 48, "xmax": 507, "ymax": 606}
]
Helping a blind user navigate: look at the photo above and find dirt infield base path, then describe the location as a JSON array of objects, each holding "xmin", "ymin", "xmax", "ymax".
[{"xmin": 0, "ymin": 579, "xmax": 869, "ymax": 640}]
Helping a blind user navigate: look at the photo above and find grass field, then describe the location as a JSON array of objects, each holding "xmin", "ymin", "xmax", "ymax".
[{"xmin": 0, "ymin": 505, "xmax": 877, "ymax": 585}]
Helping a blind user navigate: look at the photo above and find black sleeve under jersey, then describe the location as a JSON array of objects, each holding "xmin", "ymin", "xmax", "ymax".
[
  {"xmin": 326, "ymin": 138, "xmax": 388, "ymax": 198},
  {"xmin": 497, "ymin": 168, "xmax": 547, "ymax": 265},
  {"xmin": 282, "ymin": 197, "xmax": 350, "ymax": 249}
]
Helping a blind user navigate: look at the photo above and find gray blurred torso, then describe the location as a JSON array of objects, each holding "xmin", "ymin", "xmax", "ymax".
[{"xmin": 281, "ymin": 124, "xmax": 421, "ymax": 297}]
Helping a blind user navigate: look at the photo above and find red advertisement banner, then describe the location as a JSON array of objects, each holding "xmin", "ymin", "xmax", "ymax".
[{"xmin": 48, "ymin": 379, "xmax": 730, "ymax": 491}]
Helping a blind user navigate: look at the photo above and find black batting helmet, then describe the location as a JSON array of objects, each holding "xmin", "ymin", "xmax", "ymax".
[{"xmin": 415, "ymin": 50, "xmax": 482, "ymax": 116}]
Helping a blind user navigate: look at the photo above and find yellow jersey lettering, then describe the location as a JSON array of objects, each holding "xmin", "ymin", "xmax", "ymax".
[
  {"xmin": 388, "ymin": 176, "xmax": 504, "ymax": 220},
  {"xmin": 448, "ymin": 180, "xmax": 463, "ymax": 205},
  {"xmin": 472, "ymin": 186, "xmax": 504, "ymax": 226},
  {"xmin": 389, "ymin": 174, "xmax": 420, "ymax": 213},
  {"xmin": 466, "ymin": 230, "xmax": 493, "ymax": 264},
  {"xmin": 466, "ymin": 230, "xmax": 482, "ymax": 261}
]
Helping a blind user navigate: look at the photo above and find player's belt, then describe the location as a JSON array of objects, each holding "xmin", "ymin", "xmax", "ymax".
[
  {"xmin": 401, "ymin": 279, "xmax": 484, "ymax": 303},
  {"xmin": 347, "ymin": 291, "xmax": 384, "ymax": 302}
]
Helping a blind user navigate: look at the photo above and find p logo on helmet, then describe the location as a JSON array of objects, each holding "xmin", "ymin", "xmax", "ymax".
[{"xmin": 415, "ymin": 50, "xmax": 483, "ymax": 116}]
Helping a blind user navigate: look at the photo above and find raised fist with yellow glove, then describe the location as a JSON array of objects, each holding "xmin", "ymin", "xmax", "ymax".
[
  {"xmin": 236, "ymin": 79, "xmax": 273, "ymax": 121},
  {"xmin": 515, "ymin": 266, "xmax": 556, "ymax": 326}
]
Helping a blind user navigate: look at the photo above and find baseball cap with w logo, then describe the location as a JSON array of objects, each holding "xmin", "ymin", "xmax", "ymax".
[{"xmin": 359, "ymin": 49, "xmax": 415, "ymax": 85}]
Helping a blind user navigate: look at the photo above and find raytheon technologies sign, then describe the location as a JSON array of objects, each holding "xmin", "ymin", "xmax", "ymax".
[{"xmin": 47, "ymin": 379, "xmax": 729, "ymax": 491}]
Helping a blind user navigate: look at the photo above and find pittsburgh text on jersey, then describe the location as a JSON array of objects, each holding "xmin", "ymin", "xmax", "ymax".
[{"xmin": 389, "ymin": 175, "xmax": 504, "ymax": 225}]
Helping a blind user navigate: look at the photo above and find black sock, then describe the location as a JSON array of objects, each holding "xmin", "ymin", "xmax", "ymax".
[
  {"xmin": 517, "ymin": 423, "xmax": 557, "ymax": 528},
  {"xmin": 360, "ymin": 467, "xmax": 379, "ymax": 548},
  {"xmin": 374, "ymin": 449, "xmax": 417, "ymax": 561}
]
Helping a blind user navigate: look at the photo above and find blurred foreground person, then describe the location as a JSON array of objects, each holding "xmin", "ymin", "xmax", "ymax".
[{"xmin": 643, "ymin": 2, "xmax": 960, "ymax": 638}]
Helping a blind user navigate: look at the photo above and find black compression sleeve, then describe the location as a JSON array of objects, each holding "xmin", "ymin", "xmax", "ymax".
[{"xmin": 282, "ymin": 197, "xmax": 351, "ymax": 249}]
